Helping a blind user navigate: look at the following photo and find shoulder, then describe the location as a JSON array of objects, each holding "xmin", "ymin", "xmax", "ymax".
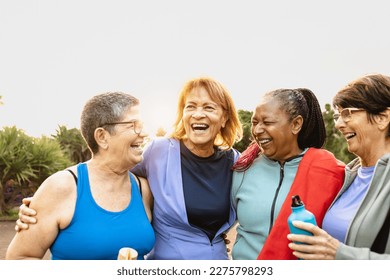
[
  {"xmin": 38, "ymin": 167, "xmax": 78, "ymax": 197},
  {"xmin": 150, "ymin": 137, "xmax": 177, "ymax": 146},
  {"xmin": 230, "ymin": 148, "xmax": 241, "ymax": 161},
  {"xmin": 305, "ymin": 148, "xmax": 345, "ymax": 167},
  {"xmin": 301, "ymin": 149, "xmax": 345, "ymax": 180},
  {"xmin": 218, "ymin": 147, "xmax": 240, "ymax": 161},
  {"xmin": 29, "ymin": 167, "xmax": 78, "ymax": 220},
  {"xmin": 144, "ymin": 137, "xmax": 179, "ymax": 152}
]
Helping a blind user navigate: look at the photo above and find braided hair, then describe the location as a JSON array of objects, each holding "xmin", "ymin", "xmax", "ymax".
[{"xmin": 233, "ymin": 88, "xmax": 326, "ymax": 171}]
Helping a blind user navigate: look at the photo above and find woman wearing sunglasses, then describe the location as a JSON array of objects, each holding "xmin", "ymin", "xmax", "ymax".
[{"xmin": 288, "ymin": 73, "xmax": 390, "ymax": 259}]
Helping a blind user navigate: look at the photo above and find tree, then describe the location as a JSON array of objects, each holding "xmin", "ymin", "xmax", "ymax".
[
  {"xmin": 155, "ymin": 127, "xmax": 167, "ymax": 137},
  {"xmin": 0, "ymin": 127, "xmax": 36, "ymax": 214},
  {"xmin": 322, "ymin": 104, "xmax": 355, "ymax": 164},
  {"xmin": 233, "ymin": 109, "xmax": 253, "ymax": 152},
  {"xmin": 52, "ymin": 125, "xmax": 91, "ymax": 164}
]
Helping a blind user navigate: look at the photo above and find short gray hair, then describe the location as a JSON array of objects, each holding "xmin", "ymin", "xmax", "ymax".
[{"xmin": 80, "ymin": 92, "xmax": 139, "ymax": 154}]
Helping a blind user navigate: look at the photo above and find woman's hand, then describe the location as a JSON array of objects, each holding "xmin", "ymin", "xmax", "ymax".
[
  {"xmin": 15, "ymin": 197, "xmax": 37, "ymax": 232},
  {"xmin": 287, "ymin": 221, "xmax": 340, "ymax": 260}
]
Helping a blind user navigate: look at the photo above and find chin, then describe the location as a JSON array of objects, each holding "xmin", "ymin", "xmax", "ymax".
[{"xmin": 188, "ymin": 137, "xmax": 213, "ymax": 146}]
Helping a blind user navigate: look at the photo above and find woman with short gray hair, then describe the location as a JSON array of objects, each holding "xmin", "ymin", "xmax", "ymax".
[{"xmin": 6, "ymin": 92, "xmax": 155, "ymax": 260}]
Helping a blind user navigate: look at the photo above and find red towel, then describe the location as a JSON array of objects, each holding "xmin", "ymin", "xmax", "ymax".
[{"xmin": 257, "ymin": 148, "xmax": 345, "ymax": 260}]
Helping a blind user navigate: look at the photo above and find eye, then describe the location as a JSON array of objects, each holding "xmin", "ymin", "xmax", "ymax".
[
  {"xmin": 204, "ymin": 106, "xmax": 215, "ymax": 112},
  {"xmin": 184, "ymin": 104, "xmax": 195, "ymax": 110}
]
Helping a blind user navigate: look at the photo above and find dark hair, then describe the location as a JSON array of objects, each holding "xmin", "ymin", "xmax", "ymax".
[
  {"xmin": 333, "ymin": 73, "xmax": 390, "ymax": 137},
  {"xmin": 233, "ymin": 88, "xmax": 326, "ymax": 171},
  {"xmin": 80, "ymin": 92, "xmax": 139, "ymax": 154}
]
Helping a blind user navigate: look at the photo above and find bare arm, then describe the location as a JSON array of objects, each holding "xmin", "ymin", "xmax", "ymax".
[{"xmin": 6, "ymin": 171, "xmax": 76, "ymax": 259}]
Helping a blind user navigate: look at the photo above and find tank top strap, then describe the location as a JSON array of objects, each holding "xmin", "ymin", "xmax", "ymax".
[
  {"xmin": 129, "ymin": 172, "xmax": 142, "ymax": 205},
  {"xmin": 76, "ymin": 163, "xmax": 89, "ymax": 202}
]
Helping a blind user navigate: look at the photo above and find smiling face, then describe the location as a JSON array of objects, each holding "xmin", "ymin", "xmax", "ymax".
[
  {"xmin": 334, "ymin": 107, "xmax": 388, "ymax": 165},
  {"xmin": 251, "ymin": 96, "xmax": 302, "ymax": 162},
  {"xmin": 106, "ymin": 105, "xmax": 147, "ymax": 169},
  {"xmin": 181, "ymin": 87, "xmax": 227, "ymax": 156}
]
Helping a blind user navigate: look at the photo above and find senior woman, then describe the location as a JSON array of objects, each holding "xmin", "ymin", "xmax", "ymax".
[
  {"xmin": 131, "ymin": 77, "xmax": 243, "ymax": 259},
  {"xmin": 6, "ymin": 92, "xmax": 155, "ymax": 260},
  {"xmin": 231, "ymin": 88, "xmax": 345, "ymax": 260},
  {"xmin": 288, "ymin": 73, "xmax": 390, "ymax": 259}
]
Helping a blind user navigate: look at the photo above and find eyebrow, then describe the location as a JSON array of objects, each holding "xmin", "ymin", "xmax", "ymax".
[{"xmin": 185, "ymin": 101, "xmax": 219, "ymax": 106}]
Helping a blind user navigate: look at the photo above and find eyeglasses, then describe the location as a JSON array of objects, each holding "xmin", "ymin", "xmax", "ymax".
[
  {"xmin": 102, "ymin": 120, "xmax": 143, "ymax": 135},
  {"xmin": 333, "ymin": 108, "xmax": 365, "ymax": 123}
]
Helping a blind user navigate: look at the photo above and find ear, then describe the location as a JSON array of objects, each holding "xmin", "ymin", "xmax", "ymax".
[
  {"xmin": 221, "ymin": 115, "xmax": 228, "ymax": 128},
  {"xmin": 291, "ymin": 115, "xmax": 303, "ymax": 135},
  {"xmin": 374, "ymin": 108, "xmax": 390, "ymax": 132},
  {"xmin": 94, "ymin": 127, "xmax": 110, "ymax": 150}
]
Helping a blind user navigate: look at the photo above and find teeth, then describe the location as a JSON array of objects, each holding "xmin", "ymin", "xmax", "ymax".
[
  {"xmin": 345, "ymin": 133, "xmax": 356, "ymax": 140},
  {"xmin": 192, "ymin": 123, "xmax": 209, "ymax": 129},
  {"xmin": 258, "ymin": 139, "xmax": 271, "ymax": 144},
  {"xmin": 131, "ymin": 143, "xmax": 141, "ymax": 148}
]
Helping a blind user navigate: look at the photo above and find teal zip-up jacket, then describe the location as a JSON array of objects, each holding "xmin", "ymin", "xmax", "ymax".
[{"xmin": 231, "ymin": 151, "xmax": 304, "ymax": 260}]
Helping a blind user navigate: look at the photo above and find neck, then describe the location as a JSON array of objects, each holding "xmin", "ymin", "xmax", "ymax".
[
  {"xmin": 183, "ymin": 139, "xmax": 214, "ymax": 157},
  {"xmin": 359, "ymin": 139, "xmax": 390, "ymax": 167},
  {"xmin": 276, "ymin": 147, "xmax": 304, "ymax": 164},
  {"xmin": 88, "ymin": 155, "xmax": 131, "ymax": 177}
]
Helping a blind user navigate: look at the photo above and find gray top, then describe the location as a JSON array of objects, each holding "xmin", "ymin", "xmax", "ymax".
[{"xmin": 331, "ymin": 153, "xmax": 390, "ymax": 259}]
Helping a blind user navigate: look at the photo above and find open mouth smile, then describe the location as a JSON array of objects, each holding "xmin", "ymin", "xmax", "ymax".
[{"xmin": 191, "ymin": 123, "xmax": 209, "ymax": 131}]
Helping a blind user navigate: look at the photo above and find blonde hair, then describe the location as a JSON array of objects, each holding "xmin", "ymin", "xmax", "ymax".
[{"xmin": 170, "ymin": 77, "xmax": 242, "ymax": 149}]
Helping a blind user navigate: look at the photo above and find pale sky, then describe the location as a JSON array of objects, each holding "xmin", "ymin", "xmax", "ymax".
[{"xmin": 1, "ymin": 0, "xmax": 390, "ymax": 138}]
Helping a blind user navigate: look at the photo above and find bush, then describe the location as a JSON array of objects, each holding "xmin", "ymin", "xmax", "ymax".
[{"xmin": 0, "ymin": 126, "xmax": 71, "ymax": 214}]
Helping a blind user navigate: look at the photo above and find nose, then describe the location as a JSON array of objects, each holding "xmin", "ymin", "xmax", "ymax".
[
  {"xmin": 253, "ymin": 122, "xmax": 264, "ymax": 134},
  {"xmin": 138, "ymin": 129, "xmax": 148, "ymax": 138},
  {"xmin": 334, "ymin": 117, "xmax": 345, "ymax": 130},
  {"xmin": 192, "ymin": 108, "xmax": 206, "ymax": 119}
]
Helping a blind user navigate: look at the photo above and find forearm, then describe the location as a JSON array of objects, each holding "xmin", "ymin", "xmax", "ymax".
[{"xmin": 6, "ymin": 233, "xmax": 48, "ymax": 260}]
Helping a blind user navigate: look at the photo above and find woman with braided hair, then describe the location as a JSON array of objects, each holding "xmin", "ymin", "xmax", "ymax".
[{"xmin": 231, "ymin": 88, "xmax": 345, "ymax": 260}]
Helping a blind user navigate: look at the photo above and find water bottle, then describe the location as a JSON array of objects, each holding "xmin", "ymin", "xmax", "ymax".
[{"xmin": 287, "ymin": 195, "xmax": 317, "ymax": 238}]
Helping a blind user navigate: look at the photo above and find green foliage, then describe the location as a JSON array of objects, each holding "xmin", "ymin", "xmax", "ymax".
[
  {"xmin": 52, "ymin": 125, "xmax": 91, "ymax": 164},
  {"xmin": 29, "ymin": 136, "xmax": 72, "ymax": 185},
  {"xmin": 0, "ymin": 126, "xmax": 71, "ymax": 214},
  {"xmin": 0, "ymin": 127, "xmax": 37, "ymax": 185},
  {"xmin": 0, "ymin": 207, "xmax": 19, "ymax": 220},
  {"xmin": 322, "ymin": 104, "xmax": 356, "ymax": 164},
  {"xmin": 233, "ymin": 109, "xmax": 253, "ymax": 152}
]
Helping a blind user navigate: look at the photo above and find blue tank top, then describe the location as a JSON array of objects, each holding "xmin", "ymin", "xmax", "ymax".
[{"xmin": 50, "ymin": 163, "xmax": 155, "ymax": 260}]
